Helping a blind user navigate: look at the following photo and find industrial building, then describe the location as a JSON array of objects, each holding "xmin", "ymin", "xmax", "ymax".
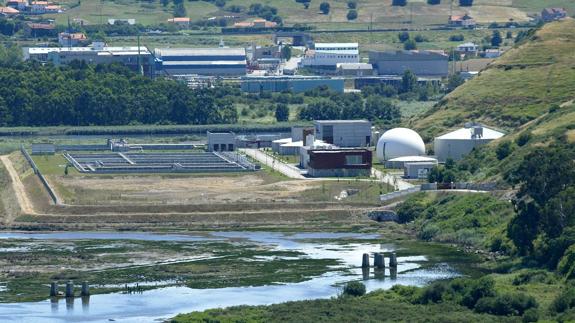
[
  {"xmin": 313, "ymin": 120, "xmax": 371, "ymax": 148},
  {"xmin": 207, "ymin": 131, "xmax": 236, "ymax": 152},
  {"xmin": 23, "ymin": 43, "xmax": 154, "ymax": 76},
  {"xmin": 434, "ymin": 124, "xmax": 505, "ymax": 162},
  {"xmin": 384, "ymin": 155, "xmax": 438, "ymax": 169},
  {"xmin": 300, "ymin": 43, "xmax": 359, "ymax": 70},
  {"xmin": 336, "ymin": 63, "xmax": 374, "ymax": 76},
  {"xmin": 240, "ymin": 76, "xmax": 344, "ymax": 93},
  {"xmin": 154, "ymin": 47, "xmax": 247, "ymax": 77},
  {"xmin": 404, "ymin": 161, "xmax": 438, "ymax": 179},
  {"xmin": 272, "ymin": 126, "xmax": 314, "ymax": 155},
  {"xmin": 305, "ymin": 148, "xmax": 372, "ymax": 177},
  {"xmin": 376, "ymin": 128, "xmax": 426, "ymax": 162},
  {"xmin": 369, "ymin": 50, "xmax": 449, "ymax": 77},
  {"xmin": 354, "ymin": 76, "xmax": 442, "ymax": 90}
]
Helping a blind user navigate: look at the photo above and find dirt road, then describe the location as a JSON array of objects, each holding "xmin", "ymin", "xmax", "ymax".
[{"xmin": 1, "ymin": 155, "xmax": 35, "ymax": 215}]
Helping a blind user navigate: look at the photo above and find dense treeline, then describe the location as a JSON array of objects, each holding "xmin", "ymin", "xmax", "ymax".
[{"xmin": 0, "ymin": 62, "xmax": 238, "ymax": 127}]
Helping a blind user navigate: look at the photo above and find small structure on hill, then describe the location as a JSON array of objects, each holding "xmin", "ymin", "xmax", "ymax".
[{"xmin": 448, "ymin": 14, "xmax": 476, "ymax": 29}]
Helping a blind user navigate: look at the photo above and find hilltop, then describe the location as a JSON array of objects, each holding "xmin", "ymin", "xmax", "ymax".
[{"xmin": 412, "ymin": 18, "xmax": 575, "ymax": 139}]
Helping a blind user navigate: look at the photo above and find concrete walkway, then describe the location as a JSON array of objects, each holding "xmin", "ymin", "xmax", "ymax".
[
  {"xmin": 371, "ymin": 168, "xmax": 414, "ymax": 190},
  {"xmin": 240, "ymin": 148, "xmax": 305, "ymax": 179}
]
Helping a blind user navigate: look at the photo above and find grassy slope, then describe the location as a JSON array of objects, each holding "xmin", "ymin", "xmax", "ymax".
[
  {"xmin": 413, "ymin": 19, "xmax": 575, "ymax": 140},
  {"xmin": 47, "ymin": 0, "xmax": 572, "ymax": 28}
]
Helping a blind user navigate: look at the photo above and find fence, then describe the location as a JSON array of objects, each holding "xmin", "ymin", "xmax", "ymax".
[
  {"xmin": 380, "ymin": 181, "xmax": 498, "ymax": 203},
  {"xmin": 20, "ymin": 145, "xmax": 61, "ymax": 205}
]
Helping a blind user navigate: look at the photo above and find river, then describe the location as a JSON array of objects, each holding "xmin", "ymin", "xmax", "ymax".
[{"xmin": 0, "ymin": 231, "xmax": 463, "ymax": 322}]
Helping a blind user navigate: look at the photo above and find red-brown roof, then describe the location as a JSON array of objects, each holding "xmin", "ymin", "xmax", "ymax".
[{"xmin": 0, "ymin": 6, "xmax": 19, "ymax": 14}]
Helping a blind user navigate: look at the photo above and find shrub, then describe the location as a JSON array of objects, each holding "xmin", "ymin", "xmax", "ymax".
[
  {"xmin": 398, "ymin": 31, "xmax": 410, "ymax": 42},
  {"xmin": 459, "ymin": 0, "xmax": 473, "ymax": 6},
  {"xmin": 343, "ymin": 281, "xmax": 366, "ymax": 296},
  {"xmin": 347, "ymin": 1, "xmax": 357, "ymax": 9},
  {"xmin": 392, "ymin": 0, "xmax": 407, "ymax": 6},
  {"xmin": 516, "ymin": 132, "xmax": 532, "ymax": 147},
  {"xmin": 346, "ymin": 9, "xmax": 358, "ymax": 20},
  {"xmin": 496, "ymin": 141, "xmax": 514, "ymax": 160},
  {"xmin": 414, "ymin": 34, "xmax": 428, "ymax": 42},
  {"xmin": 522, "ymin": 308, "xmax": 539, "ymax": 323},
  {"xmin": 403, "ymin": 39, "xmax": 417, "ymax": 50},
  {"xmin": 475, "ymin": 293, "xmax": 538, "ymax": 316},
  {"xmin": 449, "ymin": 34, "xmax": 465, "ymax": 41},
  {"xmin": 427, "ymin": 0, "xmax": 440, "ymax": 4}
]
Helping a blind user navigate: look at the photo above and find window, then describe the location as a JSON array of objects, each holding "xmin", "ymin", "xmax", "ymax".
[{"xmin": 345, "ymin": 155, "xmax": 363, "ymax": 165}]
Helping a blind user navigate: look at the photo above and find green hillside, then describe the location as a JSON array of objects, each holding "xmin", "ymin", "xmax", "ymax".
[
  {"xmin": 47, "ymin": 0, "xmax": 573, "ymax": 28},
  {"xmin": 413, "ymin": 18, "xmax": 575, "ymax": 139}
]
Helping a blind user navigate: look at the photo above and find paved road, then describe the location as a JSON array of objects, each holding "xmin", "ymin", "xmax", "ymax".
[
  {"xmin": 241, "ymin": 148, "xmax": 305, "ymax": 179},
  {"xmin": 1, "ymin": 155, "xmax": 35, "ymax": 216}
]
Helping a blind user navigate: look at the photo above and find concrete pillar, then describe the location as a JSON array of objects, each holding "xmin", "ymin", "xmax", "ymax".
[
  {"xmin": 374, "ymin": 253, "xmax": 385, "ymax": 269},
  {"xmin": 361, "ymin": 253, "xmax": 370, "ymax": 268},
  {"xmin": 389, "ymin": 252, "xmax": 398, "ymax": 268},
  {"xmin": 390, "ymin": 266, "xmax": 398, "ymax": 280},
  {"xmin": 50, "ymin": 281, "xmax": 58, "ymax": 297},
  {"xmin": 362, "ymin": 267, "xmax": 370, "ymax": 280},
  {"xmin": 81, "ymin": 282, "xmax": 90, "ymax": 296},
  {"xmin": 65, "ymin": 281, "xmax": 74, "ymax": 298}
]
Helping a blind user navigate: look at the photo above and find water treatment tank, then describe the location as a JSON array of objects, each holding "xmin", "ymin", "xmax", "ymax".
[{"xmin": 376, "ymin": 128, "xmax": 425, "ymax": 162}]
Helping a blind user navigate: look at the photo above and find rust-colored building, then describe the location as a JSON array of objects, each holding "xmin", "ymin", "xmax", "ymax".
[{"xmin": 307, "ymin": 149, "xmax": 372, "ymax": 177}]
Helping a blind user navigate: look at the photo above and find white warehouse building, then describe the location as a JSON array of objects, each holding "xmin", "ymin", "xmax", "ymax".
[
  {"xmin": 434, "ymin": 124, "xmax": 505, "ymax": 162},
  {"xmin": 300, "ymin": 43, "xmax": 359, "ymax": 68},
  {"xmin": 376, "ymin": 128, "xmax": 426, "ymax": 162},
  {"xmin": 313, "ymin": 120, "xmax": 371, "ymax": 147}
]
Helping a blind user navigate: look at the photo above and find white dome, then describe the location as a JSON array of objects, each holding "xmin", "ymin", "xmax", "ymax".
[{"xmin": 376, "ymin": 128, "xmax": 425, "ymax": 162}]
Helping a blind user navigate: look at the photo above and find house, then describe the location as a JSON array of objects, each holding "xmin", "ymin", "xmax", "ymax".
[
  {"xmin": 25, "ymin": 23, "xmax": 56, "ymax": 37},
  {"xmin": 58, "ymin": 32, "xmax": 87, "ymax": 47},
  {"xmin": 448, "ymin": 14, "xmax": 476, "ymax": 28},
  {"xmin": 45, "ymin": 4, "xmax": 62, "ymax": 13},
  {"xmin": 0, "ymin": 6, "xmax": 19, "ymax": 16},
  {"xmin": 167, "ymin": 17, "xmax": 190, "ymax": 27},
  {"xmin": 6, "ymin": 0, "xmax": 27, "ymax": 11},
  {"xmin": 541, "ymin": 8, "xmax": 567, "ymax": 22},
  {"xmin": 30, "ymin": 1, "xmax": 49, "ymax": 14},
  {"xmin": 233, "ymin": 19, "xmax": 277, "ymax": 29},
  {"xmin": 456, "ymin": 42, "xmax": 479, "ymax": 56}
]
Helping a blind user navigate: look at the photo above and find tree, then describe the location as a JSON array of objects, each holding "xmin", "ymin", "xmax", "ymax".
[
  {"xmin": 319, "ymin": 2, "xmax": 330, "ymax": 14},
  {"xmin": 347, "ymin": 1, "xmax": 357, "ymax": 9},
  {"xmin": 281, "ymin": 45, "xmax": 292, "ymax": 61},
  {"xmin": 427, "ymin": 0, "xmax": 440, "ymax": 4},
  {"xmin": 459, "ymin": 0, "xmax": 473, "ymax": 6},
  {"xmin": 496, "ymin": 141, "xmax": 514, "ymax": 160},
  {"xmin": 173, "ymin": 3, "xmax": 187, "ymax": 17},
  {"xmin": 398, "ymin": 31, "xmax": 410, "ymax": 42},
  {"xmin": 401, "ymin": 70, "xmax": 418, "ymax": 93},
  {"xmin": 275, "ymin": 104, "xmax": 289, "ymax": 122},
  {"xmin": 346, "ymin": 9, "xmax": 358, "ymax": 20},
  {"xmin": 403, "ymin": 39, "xmax": 417, "ymax": 50},
  {"xmin": 447, "ymin": 74, "xmax": 465, "ymax": 92},
  {"xmin": 491, "ymin": 30, "xmax": 502, "ymax": 47},
  {"xmin": 392, "ymin": 0, "xmax": 407, "ymax": 6}
]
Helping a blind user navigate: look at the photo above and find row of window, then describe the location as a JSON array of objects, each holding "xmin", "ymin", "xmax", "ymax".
[{"xmin": 316, "ymin": 47, "xmax": 357, "ymax": 51}]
